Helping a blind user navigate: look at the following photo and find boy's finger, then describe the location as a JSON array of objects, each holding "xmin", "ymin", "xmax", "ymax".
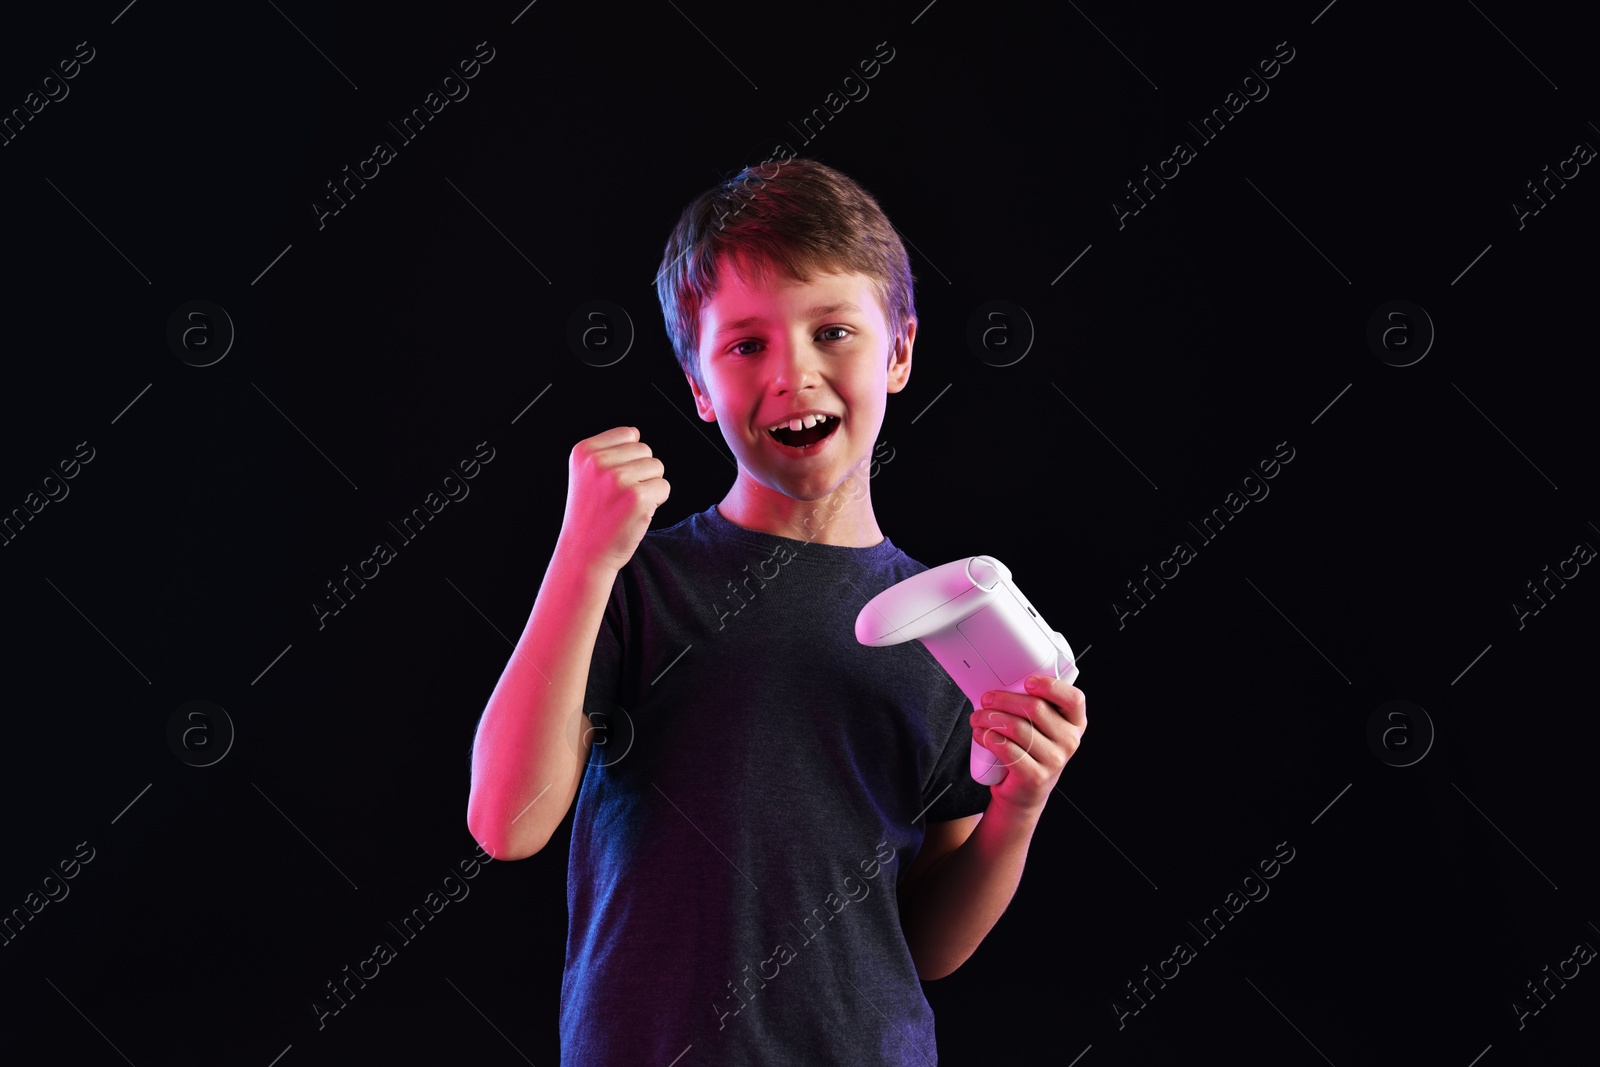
[
  {"xmin": 972, "ymin": 721, "xmax": 1038, "ymax": 771},
  {"xmin": 1023, "ymin": 677, "xmax": 1086, "ymax": 728},
  {"xmin": 978, "ymin": 690, "xmax": 1076, "ymax": 739},
  {"xmin": 578, "ymin": 425, "xmax": 641, "ymax": 451},
  {"xmin": 972, "ymin": 707, "xmax": 1043, "ymax": 752}
]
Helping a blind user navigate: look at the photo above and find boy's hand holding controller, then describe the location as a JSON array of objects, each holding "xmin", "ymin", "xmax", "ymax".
[
  {"xmin": 466, "ymin": 427, "xmax": 668, "ymax": 861},
  {"xmin": 857, "ymin": 557, "xmax": 1086, "ymax": 823},
  {"xmin": 971, "ymin": 671, "xmax": 1086, "ymax": 822}
]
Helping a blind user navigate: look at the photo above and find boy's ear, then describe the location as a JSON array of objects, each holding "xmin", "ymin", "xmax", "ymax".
[
  {"xmin": 687, "ymin": 369, "xmax": 716, "ymax": 422},
  {"xmin": 886, "ymin": 318, "xmax": 915, "ymax": 394}
]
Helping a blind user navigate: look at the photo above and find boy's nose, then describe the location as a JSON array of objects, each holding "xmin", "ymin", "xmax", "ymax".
[{"xmin": 770, "ymin": 337, "xmax": 821, "ymax": 392}]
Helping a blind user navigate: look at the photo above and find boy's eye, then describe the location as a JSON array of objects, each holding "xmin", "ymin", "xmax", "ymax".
[{"xmin": 728, "ymin": 327, "xmax": 851, "ymax": 357}]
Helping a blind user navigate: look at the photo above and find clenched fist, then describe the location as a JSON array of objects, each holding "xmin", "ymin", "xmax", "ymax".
[{"xmin": 558, "ymin": 427, "xmax": 671, "ymax": 575}]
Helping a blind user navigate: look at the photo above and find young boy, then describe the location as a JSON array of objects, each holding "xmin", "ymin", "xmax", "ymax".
[{"xmin": 467, "ymin": 158, "xmax": 1086, "ymax": 1064}]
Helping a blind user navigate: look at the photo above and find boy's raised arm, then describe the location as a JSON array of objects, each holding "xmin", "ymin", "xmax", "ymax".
[{"xmin": 466, "ymin": 427, "xmax": 669, "ymax": 860}]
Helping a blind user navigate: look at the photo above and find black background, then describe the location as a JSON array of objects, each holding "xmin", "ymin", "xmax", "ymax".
[{"xmin": 1, "ymin": 1, "xmax": 1595, "ymax": 1064}]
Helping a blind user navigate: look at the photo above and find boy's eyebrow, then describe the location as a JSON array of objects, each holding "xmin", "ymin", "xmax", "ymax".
[{"xmin": 715, "ymin": 303, "xmax": 864, "ymax": 334}]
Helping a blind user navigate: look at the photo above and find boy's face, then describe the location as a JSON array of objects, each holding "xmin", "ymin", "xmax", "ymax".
[{"xmin": 687, "ymin": 253, "xmax": 913, "ymax": 506}]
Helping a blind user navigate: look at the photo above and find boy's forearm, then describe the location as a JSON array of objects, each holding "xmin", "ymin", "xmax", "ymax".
[
  {"xmin": 900, "ymin": 801, "xmax": 1041, "ymax": 980},
  {"xmin": 466, "ymin": 539, "xmax": 616, "ymax": 860}
]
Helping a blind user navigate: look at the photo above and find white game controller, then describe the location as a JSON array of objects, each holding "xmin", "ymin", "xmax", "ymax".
[{"xmin": 855, "ymin": 556, "xmax": 1078, "ymax": 786}]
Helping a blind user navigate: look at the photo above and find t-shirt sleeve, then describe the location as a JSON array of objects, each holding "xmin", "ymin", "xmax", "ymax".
[{"xmin": 920, "ymin": 695, "xmax": 993, "ymax": 822}]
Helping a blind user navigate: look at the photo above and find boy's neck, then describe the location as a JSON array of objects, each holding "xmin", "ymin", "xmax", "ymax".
[{"xmin": 716, "ymin": 475, "xmax": 885, "ymax": 547}]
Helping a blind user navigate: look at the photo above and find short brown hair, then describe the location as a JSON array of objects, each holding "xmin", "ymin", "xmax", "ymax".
[{"xmin": 655, "ymin": 157, "xmax": 917, "ymax": 390}]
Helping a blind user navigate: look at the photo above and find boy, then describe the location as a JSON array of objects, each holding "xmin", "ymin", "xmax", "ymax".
[{"xmin": 467, "ymin": 158, "xmax": 1086, "ymax": 1064}]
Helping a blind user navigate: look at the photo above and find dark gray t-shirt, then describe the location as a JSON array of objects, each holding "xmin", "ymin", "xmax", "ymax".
[{"xmin": 560, "ymin": 504, "xmax": 992, "ymax": 1065}]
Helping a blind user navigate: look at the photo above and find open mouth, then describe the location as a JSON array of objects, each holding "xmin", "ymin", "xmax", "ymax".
[{"xmin": 767, "ymin": 416, "xmax": 840, "ymax": 451}]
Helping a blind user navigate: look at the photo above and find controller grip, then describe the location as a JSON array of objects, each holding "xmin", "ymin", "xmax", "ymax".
[{"xmin": 970, "ymin": 645, "xmax": 1078, "ymax": 785}]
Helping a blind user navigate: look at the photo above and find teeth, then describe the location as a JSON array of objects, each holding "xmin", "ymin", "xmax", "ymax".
[{"xmin": 768, "ymin": 414, "xmax": 833, "ymax": 432}]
